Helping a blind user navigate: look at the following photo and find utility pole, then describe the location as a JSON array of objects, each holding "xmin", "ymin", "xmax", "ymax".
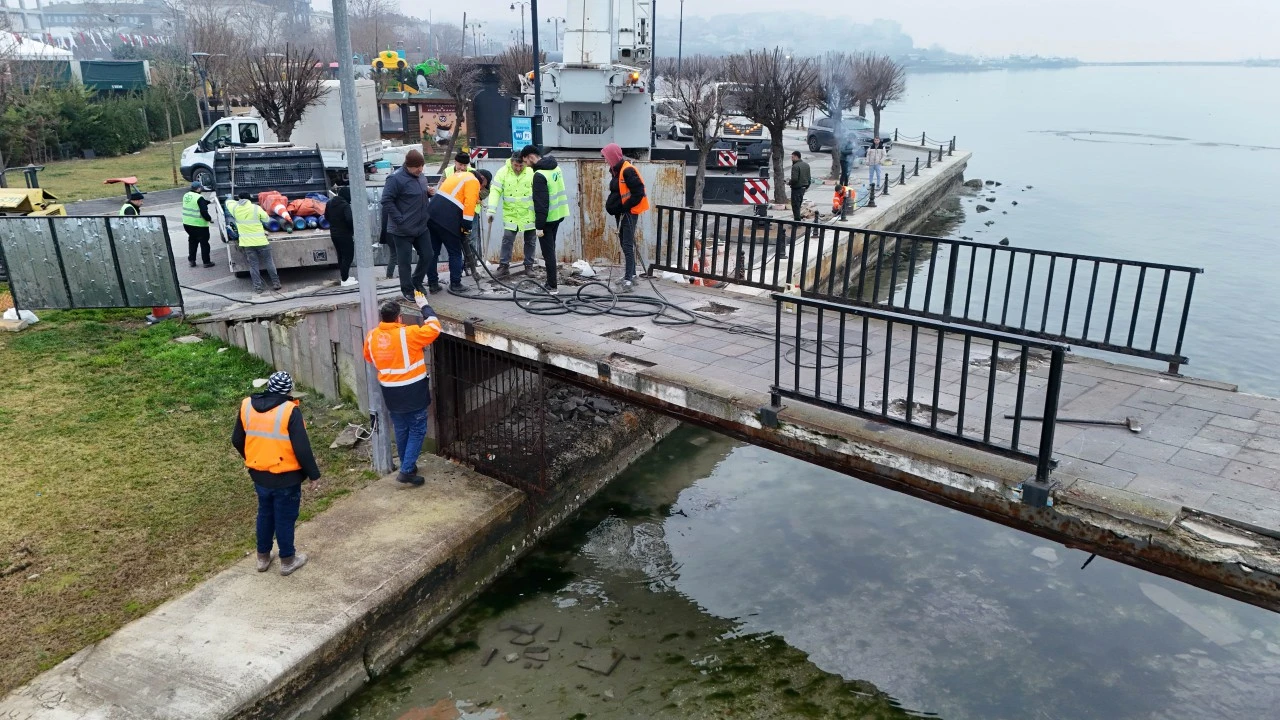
[
  {"xmin": 511, "ymin": 1, "xmax": 529, "ymax": 46},
  {"xmin": 332, "ymin": 0, "xmax": 393, "ymax": 475},
  {"xmin": 530, "ymin": 0, "xmax": 542, "ymax": 147},
  {"xmin": 461, "ymin": 12, "xmax": 467, "ymax": 55},
  {"xmin": 676, "ymin": 0, "xmax": 684, "ymax": 78},
  {"xmin": 545, "ymin": 16, "xmax": 564, "ymax": 52}
]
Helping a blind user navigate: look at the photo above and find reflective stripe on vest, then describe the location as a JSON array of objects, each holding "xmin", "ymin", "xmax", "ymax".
[
  {"xmin": 439, "ymin": 172, "xmax": 480, "ymax": 220},
  {"xmin": 229, "ymin": 200, "xmax": 268, "ymax": 247},
  {"xmin": 240, "ymin": 398, "xmax": 302, "ymax": 473},
  {"xmin": 182, "ymin": 192, "xmax": 209, "ymax": 227},
  {"xmin": 538, "ymin": 168, "xmax": 569, "ymax": 223},
  {"xmin": 366, "ymin": 326, "xmax": 428, "ymax": 388},
  {"xmin": 619, "ymin": 161, "xmax": 650, "ymax": 215}
]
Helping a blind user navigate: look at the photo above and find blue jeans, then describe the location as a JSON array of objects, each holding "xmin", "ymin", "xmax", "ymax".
[
  {"xmin": 868, "ymin": 163, "xmax": 883, "ymax": 188},
  {"xmin": 255, "ymin": 483, "xmax": 301, "ymax": 558},
  {"xmin": 390, "ymin": 408, "xmax": 428, "ymax": 475}
]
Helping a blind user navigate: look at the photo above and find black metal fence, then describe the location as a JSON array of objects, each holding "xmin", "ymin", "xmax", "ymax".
[
  {"xmin": 797, "ymin": 229, "xmax": 1202, "ymax": 373},
  {"xmin": 432, "ymin": 335, "xmax": 550, "ymax": 496},
  {"xmin": 771, "ymin": 294, "xmax": 1067, "ymax": 483},
  {"xmin": 652, "ymin": 205, "xmax": 1202, "ymax": 373}
]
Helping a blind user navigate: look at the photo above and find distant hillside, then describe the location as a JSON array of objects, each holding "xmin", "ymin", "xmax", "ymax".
[{"xmin": 653, "ymin": 13, "xmax": 914, "ymax": 57}]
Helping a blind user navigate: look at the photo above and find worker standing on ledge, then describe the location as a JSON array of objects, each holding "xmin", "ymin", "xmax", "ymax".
[
  {"xmin": 428, "ymin": 168, "xmax": 492, "ymax": 294},
  {"xmin": 182, "ymin": 182, "xmax": 215, "ymax": 268},
  {"xmin": 232, "ymin": 371, "xmax": 321, "ymax": 577},
  {"xmin": 532, "ymin": 152, "xmax": 568, "ymax": 295},
  {"xmin": 364, "ymin": 295, "xmax": 442, "ymax": 487},
  {"xmin": 118, "ymin": 191, "xmax": 145, "ymax": 216},
  {"xmin": 602, "ymin": 142, "xmax": 648, "ymax": 293},
  {"xmin": 487, "ymin": 145, "xmax": 540, "ymax": 278}
]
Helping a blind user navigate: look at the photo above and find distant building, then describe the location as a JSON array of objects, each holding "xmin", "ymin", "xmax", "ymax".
[{"xmin": 1, "ymin": 0, "xmax": 45, "ymax": 33}]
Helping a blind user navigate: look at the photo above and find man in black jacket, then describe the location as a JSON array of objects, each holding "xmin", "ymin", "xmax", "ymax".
[
  {"xmin": 232, "ymin": 371, "xmax": 322, "ymax": 577},
  {"xmin": 325, "ymin": 187, "xmax": 357, "ymax": 286}
]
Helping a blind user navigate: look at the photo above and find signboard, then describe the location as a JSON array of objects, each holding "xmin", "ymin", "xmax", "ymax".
[
  {"xmin": 716, "ymin": 150, "xmax": 739, "ymax": 167},
  {"xmin": 510, "ymin": 116, "xmax": 533, "ymax": 153},
  {"xmin": 743, "ymin": 179, "xmax": 771, "ymax": 205}
]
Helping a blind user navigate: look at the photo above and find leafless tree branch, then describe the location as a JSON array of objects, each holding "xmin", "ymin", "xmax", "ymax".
[
  {"xmin": 233, "ymin": 44, "xmax": 326, "ymax": 143},
  {"xmin": 726, "ymin": 48, "xmax": 818, "ymax": 204}
]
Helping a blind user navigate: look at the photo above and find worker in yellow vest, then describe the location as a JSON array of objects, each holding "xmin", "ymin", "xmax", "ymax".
[
  {"xmin": 182, "ymin": 182, "xmax": 215, "ymax": 268},
  {"xmin": 232, "ymin": 371, "xmax": 321, "ymax": 576},
  {"xmin": 486, "ymin": 145, "xmax": 540, "ymax": 278},
  {"xmin": 226, "ymin": 192, "xmax": 281, "ymax": 294},
  {"xmin": 602, "ymin": 142, "xmax": 649, "ymax": 293},
  {"xmin": 443, "ymin": 151, "xmax": 472, "ymax": 179},
  {"xmin": 532, "ymin": 153, "xmax": 568, "ymax": 294}
]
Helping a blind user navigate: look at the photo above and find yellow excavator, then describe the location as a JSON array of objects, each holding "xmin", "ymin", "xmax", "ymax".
[{"xmin": 0, "ymin": 165, "xmax": 66, "ymax": 216}]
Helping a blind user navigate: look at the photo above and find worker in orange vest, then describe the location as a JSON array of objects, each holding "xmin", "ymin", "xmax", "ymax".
[
  {"xmin": 363, "ymin": 294, "xmax": 442, "ymax": 486},
  {"xmin": 832, "ymin": 185, "xmax": 854, "ymax": 219},
  {"xmin": 232, "ymin": 371, "xmax": 321, "ymax": 576},
  {"xmin": 602, "ymin": 142, "xmax": 650, "ymax": 293}
]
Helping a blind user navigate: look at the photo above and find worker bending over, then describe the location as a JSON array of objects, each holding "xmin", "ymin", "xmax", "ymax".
[
  {"xmin": 364, "ymin": 295, "xmax": 442, "ymax": 486},
  {"xmin": 487, "ymin": 145, "xmax": 540, "ymax": 278},
  {"xmin": 602, "ymin": 143, "xmax": 649, "ymax": 293},
  {"xmin": 531, "ymin": 152, "xmax": 568, "ymax": 295},
  {"xmin": 227, "ymin": 192, "xmax": 281, "ymax": 294},
  {"xmin": 427, "ymin": 168, "xmax": 492, "ymax": 294}
]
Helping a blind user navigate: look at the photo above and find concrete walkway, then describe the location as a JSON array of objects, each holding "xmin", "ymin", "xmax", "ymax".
[{"xmin": 0, "ymin": 458, "xmax": 523, "ymax": 720}]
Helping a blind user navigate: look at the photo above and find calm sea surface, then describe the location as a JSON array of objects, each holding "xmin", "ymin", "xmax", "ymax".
[{"xmin": 336, "ymin": 68, "xmax": 1280, "ymax": 720}]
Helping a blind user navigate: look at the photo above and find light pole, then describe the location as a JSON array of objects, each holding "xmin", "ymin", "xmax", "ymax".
[
  {"xmin": 545, "ymin": 15, "xmax": 564, "ymax": 53},
  {"xmin": 191, "ymin": 51, "xmax": 210, "ymax": 130},
  {"xmin": 677, "ymin": 0, "xmax": 685, "ymax": 78},
  {"xmin": 510, "ymin": 1, "xmax": 529, "ymax": 46},
  {"xmin": 331, "ymin": 0, "xmax": 394, "ymax": 475},
  {"xmin": 530, "ymin": 0, "xmax": 542, "ymax": 147}
]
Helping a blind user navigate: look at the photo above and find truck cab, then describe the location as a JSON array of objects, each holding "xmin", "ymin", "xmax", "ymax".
[{"xmin": 181, "ymin": 118, "xmax": 275, "ymax": 188}]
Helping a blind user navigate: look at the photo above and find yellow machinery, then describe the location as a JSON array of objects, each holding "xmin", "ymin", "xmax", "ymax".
[
  {"xmin": 0, "ymin": 187, "xmax": 65, "ymax": 216},
  {"xmin": 373, "ymin": 50, "xmax": 407, "ymax": 70}
]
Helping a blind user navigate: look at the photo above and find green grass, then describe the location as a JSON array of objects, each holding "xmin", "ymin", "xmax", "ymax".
[
  {"xmin": 37, "ymin": 131, "xmax": 203, "ymax": 203},
  {"xmin": 0, "ymin": 311, "xmax": 373, "ymax": 692}
]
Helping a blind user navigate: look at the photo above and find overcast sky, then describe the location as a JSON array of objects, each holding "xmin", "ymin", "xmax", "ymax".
[{"xmin": 388, "ymin": 0, "xmax": 1280, "ymax": 62}]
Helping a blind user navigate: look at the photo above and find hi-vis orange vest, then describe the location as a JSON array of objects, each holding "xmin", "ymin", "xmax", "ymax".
[
  {"xmin": 833, "ymin": 186, "xmax": 853, "ymax": 213},
  {"xmin": 240, "ymin": 398, "xmax": 302, "ymax": 473},
  {"xmin": 364, "ymin": 324, "xmax": 429, "ymax": 388},
  {"xmin": 619, "ymin": 161, "xmax": 650, "ymax": 215}
]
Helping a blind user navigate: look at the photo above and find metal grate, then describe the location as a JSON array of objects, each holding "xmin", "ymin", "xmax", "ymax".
[{"xmin": 433, "ymin": 335, "xmax": 550, "ymax": 496}]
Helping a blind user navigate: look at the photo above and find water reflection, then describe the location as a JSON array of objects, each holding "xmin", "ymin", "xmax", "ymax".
[{"xmin": 335, "ymin": 426, "xmax": 1280, "ymax": 720}]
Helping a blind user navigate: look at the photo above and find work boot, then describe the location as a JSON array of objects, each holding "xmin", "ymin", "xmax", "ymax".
[
  {"xmin": 449, "ymin": 283, "xmax": 471, "ymax": 295},
  {"xmin": 396, "ymin": 472, "xmax": 426, "ymax": 486},
  {"xmin": 524, "ymin": 264, "xmax": 537, "ymax": 275},
  {"xmin": 279, "ymin": 553, "xmax": 308, "ymax": 577},
  {"xmin": 618, "ymin": 279, "xmax": 636, "ymax": 294},
  {"xmin": 546, "ymin": 284, "xmax": 559, "ymax": 296},
  {"xmin": 495, "ymin": 263, "xmax": 510, "ymax": 278},
  {"xmin": 203, "ymin": 262, "xmax": 216, "ymax": 268},
  {"xmin": 256, "ymin": 552, "xmax": 274, "ymax": 572},
  {"xmin": 271, "ymin": 282, "xmax": 282, "ymax": 291},
  {"xmin": 189, "ymin": 260, "xmax": 197, "ymax": 268},
  {"xmin": 428, "ymin": 282, "xmax": 444, "ymax": 294}
]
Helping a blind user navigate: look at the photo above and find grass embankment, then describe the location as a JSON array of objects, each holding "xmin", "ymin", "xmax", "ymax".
[
  {"xmin": 0, "ymin": 309, "xmax": 373, "ymax": 693},
  {"xmin": 37, "ymin": 131, "xmax": 203, "ymax": 203}
]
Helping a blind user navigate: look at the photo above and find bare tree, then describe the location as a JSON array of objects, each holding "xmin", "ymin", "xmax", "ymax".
[
  {"xmin": 150, "ymin": 50, "xmax": 193, "ymax": 184},
  {"xmin": 816, "ymin": 51, "xmax": 861, "ymax": 179},
  {"xmin": 856, "ymin": 53, "xmax": 906, "ymax": 139},
  {"xmin": 662, "ymin": 56, "xmax": 730, "ymax": 209},
  {"xmin": 233, "ymin": 44, "xmax": 326, "ymax": 143},
  {"xmin": 431, "ymin": 56, "xmax": 480, "ymax": 173},
  {"xmin": 726, "ymin": 48, "xmax": 818, "ymax": 204},
  {"xmin": 350, "ymin": 0, "xmax": 396, "ymax": 60},
  {"xmin": 495, "ymin": 43, "xmax": 544, "ymax": 97}
]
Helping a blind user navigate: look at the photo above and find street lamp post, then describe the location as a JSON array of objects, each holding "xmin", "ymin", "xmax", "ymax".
[
  {"xmin": 530, "ymin": 0, "xmax": 542, "ymax": 147},
  {"xmin": 510, "ymin": 1, "xmax": 529, "ymax": 46},
  {"xmin": 677, "ymin": 0, "xmax": 685, "ymax": 78},
  {"xmin": 545, "ymin": 16, "xmax": 564, "ymax": 53}
]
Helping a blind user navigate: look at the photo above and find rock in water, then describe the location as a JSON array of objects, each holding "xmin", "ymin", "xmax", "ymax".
[
  {"xmin": 1140, "ymin": 582, "xmax": 1243, "ymax": 646},
  {"xmin": 963, "ymin": 178, "xmax": 983, "ymax": 189},
  {"xmin": 1031, "ymin": 546, "xmax": 1058, "ymax": 563},
  {"xmin": 975, "ymin": 205, "xmax": 990, "ymax": 213},
  {"xmin": 510, "ymin": 634, "xmax": 536, "ymax": 646},
  {"xmin": 504, "ymin": 652, "xmax": 520, "ymax": 663}
]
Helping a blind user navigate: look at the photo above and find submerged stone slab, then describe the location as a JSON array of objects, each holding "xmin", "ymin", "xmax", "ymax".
[{"xmin": 577, "ymin": 648, "xmax": 623, "ymax": 676}]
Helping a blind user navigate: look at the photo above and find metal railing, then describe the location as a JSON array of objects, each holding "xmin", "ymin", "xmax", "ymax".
[
  {"xmin": 797, "ymin": 229, "xmax": 1202, "ymax": 373},
  {"xmin": 652, "ymin": 205, "xmax": 1202, "ymax": 373},
  {"xmin": 771, "ymin": 294, "xmax": 1067, "ymax": 483},
  {"xmin": 893, "ymin": 130, "xmax": 957, "ymax": 154}
]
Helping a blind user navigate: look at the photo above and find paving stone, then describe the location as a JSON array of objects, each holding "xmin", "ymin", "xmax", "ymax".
[
  {"xmin": 1201, "ymin": 493, "xmax": 1280, "ymax": 534},
  {"xmin": 1054, "ymin": 457, "xmax": 1136, "ymax": 490},
  {"xmin": 1168, "ymin": 448, "xmax": 1231, "ymax": 476},
  {"xmin": 1117, "ymin": 436, "xmax": 1180, "ymax": 462},
  {"xmin": 1209, "ymin": 415, "xmax": 1262, "ymax": 434},
  {"xmin": 1124, "ymin": 473, "xmax": 1215, "ymax": 509},
  {"xmin": 1220, "ymin": 461, "xmax": 1280, "ymax": 490},
  {"xmin": 1141, "ymin": 405, "xmax": 1216, "ymax": 446},
  {"xmin": 1058, "ymin": 432, "xmax": 1127, "ymax": 464},
  {"xmin": 1176, "ymin": 394, "xmax": 1260, "ymax": 420},
  {"xmin": 1243, "ymin": 435, "xmax": 1280, "ymax": 457},
  {"xmin": 577, "ymin": 648, "xmax": 624, "ymax": 676}
]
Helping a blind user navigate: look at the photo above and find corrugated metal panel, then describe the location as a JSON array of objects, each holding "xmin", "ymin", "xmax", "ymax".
[
  {"xmin": 0, "ymin": 216, "xmax": 181, "ymax": 309},
  {"xmin": 0, "ymin": 217, "xmax": 71, "ymax": 309},
  {"xmin": 52, "ymin": 217, "xmax": 126, "ymax": 307},
  {"xmin": 107, "ymin": 217, "xmax": 183, "ymax": 307}
]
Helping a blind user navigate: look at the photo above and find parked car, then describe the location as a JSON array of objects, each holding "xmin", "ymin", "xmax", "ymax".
[
  {"xmin": 806, "ymin": 115, "xmax": 892, "ymax": 153},
  {"xmin": 655, "ymin": 99, "xmax": 694, "ymax": 141}
]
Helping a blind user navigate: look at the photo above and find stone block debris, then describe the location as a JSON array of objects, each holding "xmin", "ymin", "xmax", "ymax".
[{"xmin": 577, "ymin": 647, "xmax": 623, "ymax": 676}]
